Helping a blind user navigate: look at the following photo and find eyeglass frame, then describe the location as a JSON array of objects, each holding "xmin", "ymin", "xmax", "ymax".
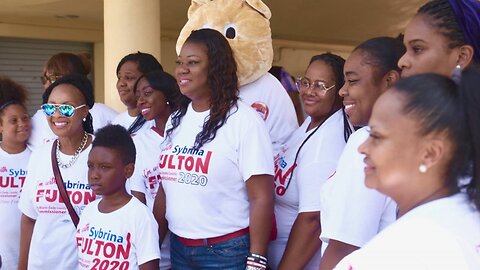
[
  {"xmin": 40, "ymin": 74, "xmax": 62, "ymax": 85},
  {"xmin": 295, "ymin": 76, "xmax": 336, "ymax": 95},
  {"xmin": 40, "ymin": 103, "xmax": 87, "ymax": 117}
]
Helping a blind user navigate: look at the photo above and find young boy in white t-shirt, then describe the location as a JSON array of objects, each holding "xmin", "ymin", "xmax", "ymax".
[{"xmin": 76, "ymin": 125, "xmax": 160, "ymax": 270}]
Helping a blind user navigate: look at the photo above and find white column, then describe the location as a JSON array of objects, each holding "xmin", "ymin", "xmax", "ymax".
[{"xmin": 103, "ymin": 0, "xmax": 161, "ymax": 111}]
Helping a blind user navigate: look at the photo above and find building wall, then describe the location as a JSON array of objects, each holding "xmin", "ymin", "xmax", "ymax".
[{"xmin": 0, "ymin": 22, "xmax": 354, "ymax": 107}]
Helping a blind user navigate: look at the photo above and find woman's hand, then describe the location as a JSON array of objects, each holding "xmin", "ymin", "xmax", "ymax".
[{"xmin": 278, "ymin": 211, "xmax": 321, "ymax": 270}]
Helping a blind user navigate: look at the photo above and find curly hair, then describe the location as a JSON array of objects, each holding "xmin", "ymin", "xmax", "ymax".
[
  {"xmin": 93, "ymin": 124, "xmax": 136, "ymax": 164},
  {"xmin": 0, "ymin": 76, "xmax": 28, "ymax": 118},
  {"xmin": 167, "ymin": 29, "xmax": 239, "ymax": 150}
]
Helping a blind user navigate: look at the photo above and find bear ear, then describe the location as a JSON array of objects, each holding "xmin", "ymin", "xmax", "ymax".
[
  {"xmin": 245, "ymin": 0, "xmax": 271, "ymax": 19},
  {"xmin": 187, "ymin": 0, "xmax": 211, "ymax": 19}
]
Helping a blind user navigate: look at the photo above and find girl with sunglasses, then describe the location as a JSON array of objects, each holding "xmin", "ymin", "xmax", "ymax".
[
  {"xmin": 18, "ymin": 74, "xmax": 96, "ymax": 270},
  {"xmin": 29, "ymin": 52, "xmax": 118, "ymax": 151},
  {"xmin": 0, "ymin": 76, "xmax": 32, "ymax": 270},
  {"xmin": 267, "ymin": 53, "xmax": 352, "ymax": 270}
]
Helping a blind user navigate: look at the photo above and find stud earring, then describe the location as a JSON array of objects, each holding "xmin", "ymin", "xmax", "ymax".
[
  {"xmin": 419, "ymin": 164, "xmax": 428, "ymax": 174},
  {"xmin": 166, "ymin": 101, "xmax": 170, "ymax": 105},
  {"xmin": 83, "ymin": 117, "xmax": 86, "ymax": 122}
]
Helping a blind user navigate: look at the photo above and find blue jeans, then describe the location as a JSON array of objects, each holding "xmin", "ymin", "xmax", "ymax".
[{"xmin": 170, "ymin": 233, "xmax": 250, "ymax": 270}]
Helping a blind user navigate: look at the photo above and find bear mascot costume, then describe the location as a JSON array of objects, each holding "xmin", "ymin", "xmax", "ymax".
[{"xmin": 176, "ymin": 0, "xmax": 298, "ymax": 153}]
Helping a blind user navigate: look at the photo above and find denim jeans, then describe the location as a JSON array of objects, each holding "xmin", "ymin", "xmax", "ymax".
[{"xmin": 170, "ymin": 233, "xmax": 250, "ymax": 270}]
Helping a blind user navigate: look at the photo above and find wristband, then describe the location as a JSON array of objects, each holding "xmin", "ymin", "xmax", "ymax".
[{"xmin": 245, "ymin": 253, "xmax": 267, "ymax": 270}]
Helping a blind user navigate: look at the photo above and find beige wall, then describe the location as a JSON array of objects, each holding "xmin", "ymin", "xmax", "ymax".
[
  {"xmin": 0, "ymin": 22, "xmax": 105, "ymax": 102},
  {"xmin": 0, "ymin": 22, "xmax": 354, "ymax": 106},
  {"xmin": 272, "ymin": 39, "xmax": 354, "ymax": 78},
  {"xmin": 161, "ymin": 37, "xmax": 355, "ymax": 82}
]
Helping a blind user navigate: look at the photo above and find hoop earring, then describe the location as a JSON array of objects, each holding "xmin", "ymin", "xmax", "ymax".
[{"xmin": 419, "ymin": 164, "xmax": 428, "ymax": 174}]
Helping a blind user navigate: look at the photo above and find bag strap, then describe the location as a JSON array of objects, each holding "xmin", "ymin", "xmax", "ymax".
[{"xmin": 51, "ymin": 140, "xmax": 80, "ymax": 227}]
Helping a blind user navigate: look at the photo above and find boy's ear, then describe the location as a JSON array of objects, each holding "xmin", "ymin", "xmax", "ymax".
[{"xmin": 124, "ymin": 163, "xmax": 135, "ymax": 179}]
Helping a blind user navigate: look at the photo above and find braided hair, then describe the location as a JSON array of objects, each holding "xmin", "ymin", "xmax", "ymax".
[{"xmin": 418, "ymin": 0, "xmax": 466, "ymax": 49}]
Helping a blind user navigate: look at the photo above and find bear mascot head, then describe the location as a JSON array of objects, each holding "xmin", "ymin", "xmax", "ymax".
[
  {"xmin": 176, "ymin": 0, "xmax": 298, "ymax": 153},
  {"xmin": 176, "ymin": 0, "xmax": 273, "ymax": 86}
]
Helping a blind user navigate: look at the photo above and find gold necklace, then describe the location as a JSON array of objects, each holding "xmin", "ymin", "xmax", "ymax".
[{"xmin": 56, "ymin": 132, "xmax": 88, "ymax": 169}]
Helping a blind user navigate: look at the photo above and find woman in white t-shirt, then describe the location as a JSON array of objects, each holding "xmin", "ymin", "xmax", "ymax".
[
  {"xmin": 129, "ymin": 70, "xmax": 182, "ymax": 270},
  {"xmin": 29, "ymin": 52, "xmax": 118, "ymax": 151},
  {"xmin": 0, "ymin": 77, "xmax": 32, "ymax": 270},
  {"xmin": 267, "ymin": 53, "xmax": 352, "ymax": 270},
  {"xmin": 112, "ymin": 52, "xmax": 163, "ymax": 134},
  {"xmin": 153, "ymin": 28, "xmax": 274, "ymax": 270},
  {"xmin": 335, "ymin": 68, "xmax": 480, "ymax": 270},
  {"xmin": 319, "ymin": 37, "xmax": 406, "ymax": 270},
  {"xmin": 18, "ymin": 74, "xmax": 96, "ymax": 270}
]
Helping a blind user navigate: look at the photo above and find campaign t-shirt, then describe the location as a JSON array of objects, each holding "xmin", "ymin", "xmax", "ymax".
[
  {"xmin": 239, "ymin": 73, "xmax": 298, "ymax": 154},
  {"xmin": 160, "ymin": 101, "xmax": 274, "ymax": 239},
  {"xmin": 268, "ymin": 110, "xmax": 348, "ymax": 270},
  {"xmin": 129, "ymin": 126, "xmax": 171, "ymax": 270},
  {"xmin": 335, "ymin": 193, "xmax": 480, "ymax": 270},
  {"xmin": 0, "ymin": 147, "xmax": 31, "ymax": 270},
  {"xmin": 111, "ymin": 111, "xmax": 154, "ymax": 135},
  {"xmin": 130, "ymin": 126, "xmax": 165, "ymax": 208},
  {"xmin": 76, "ymin": 197, "xmax": 160, "ymax": 269},
  {"xmin": 18, "ymin": 141, "xmax": 96, "ymax": 270},
  {"xmin": 320, "ymin": 127, "xmax": 396, "ymax": 252}
]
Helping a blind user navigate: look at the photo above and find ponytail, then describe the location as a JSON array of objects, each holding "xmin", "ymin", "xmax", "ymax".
[{"xmin": 459, "ymin": 66, "xmax": 480, "ymax": 210}]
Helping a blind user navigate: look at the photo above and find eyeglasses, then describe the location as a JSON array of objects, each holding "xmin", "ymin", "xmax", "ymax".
[
  {"xmin": 295, "ymin": 77, "xmax": 335, "ymax": 95},
  {"xmin": 40, "ymin": 74, "xmax": 62, "ymax": 85},
  {"xmin": 41, "ymin": 103, "xmax": 86, "ymax": 117}
]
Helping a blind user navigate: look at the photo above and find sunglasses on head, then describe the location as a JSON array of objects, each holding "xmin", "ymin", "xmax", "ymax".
[
  {"xmin": 40, "ymin": 74, "xmax": 62, "ymax": 85},
  {"xmin": 41, "ymin": 103, "xmax": 86, "ymax": 117}
]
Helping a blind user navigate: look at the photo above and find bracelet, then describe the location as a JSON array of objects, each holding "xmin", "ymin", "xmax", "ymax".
[{"xmin": 245, "ymin": 253, "xmax": 267, "ymax": 270}]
